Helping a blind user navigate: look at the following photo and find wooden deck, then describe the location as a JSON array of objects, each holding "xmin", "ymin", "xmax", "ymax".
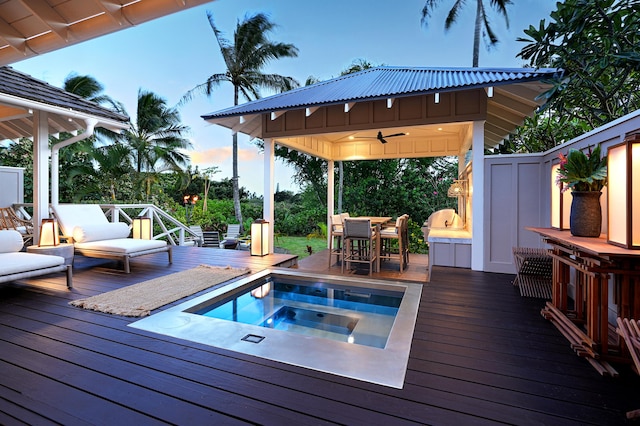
[{"xmin": 1, "ymin": 246, "xmax": 639, "ymax": 425}]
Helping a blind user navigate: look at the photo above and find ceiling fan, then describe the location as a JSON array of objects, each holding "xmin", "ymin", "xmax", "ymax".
[{"xmin": 356, "ymin": 131, "xmax": 406, "ymax": 144}]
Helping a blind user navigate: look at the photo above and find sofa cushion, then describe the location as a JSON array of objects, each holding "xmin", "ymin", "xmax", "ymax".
[
  {"xmin": 0, "ymin": 230, "xmax": 24, "ymax": 253},
  {"xmin": 53, "ymin": 204, "xmax": 109, "ymax": 236},
  {"xmin": 75, "ymin": 238, "xmax": 167, "ymax": 254},
  {"xmin": 73, "ymin": 222, "xmax": 130, "ymax": 243},
  {"xmin": 0, "ymin": 252, "xmax": 64, "ymax": 275}
]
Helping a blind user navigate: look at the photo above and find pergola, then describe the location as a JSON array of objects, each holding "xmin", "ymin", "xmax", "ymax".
[{"xmin": 202, "ymin": 66, "xmax": 561, "ymax": 269}]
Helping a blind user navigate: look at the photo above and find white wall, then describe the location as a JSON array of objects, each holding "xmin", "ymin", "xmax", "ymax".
[
  {"xmin": 483, "ymin": 154, "xmax": 546, "ymax": 273},
  {"xmin": 0, "ymin": 166, "xmax": 24, "ymax": 208},
  {"xmin": 483, "ymin": 109, "xmax": 640, "ymax": 274}
]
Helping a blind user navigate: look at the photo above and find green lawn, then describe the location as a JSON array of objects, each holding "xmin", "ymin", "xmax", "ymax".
[{"xmin": 274, "ymin": 235, "xmax": 327, "ymax": 259}]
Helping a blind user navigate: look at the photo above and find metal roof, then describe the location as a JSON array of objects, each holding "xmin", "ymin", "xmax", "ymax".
[
  {"xmin": 0, "ymin": 66, "xmax": 129, "ymax": 139},
  {"xmin": 202, "ymin": 66, "xmax": 561, "ymax": 119}
]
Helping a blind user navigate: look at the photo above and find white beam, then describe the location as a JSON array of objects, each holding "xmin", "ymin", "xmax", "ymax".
[
  {"xmin": 386, "ymin": 98, "xmax": 395, "ymax": 109},
  {"xmin": 344, "ymin": 102, "xmax": 355, "ymax": 113},
  {"xmin": 263, "ymin": 138, "xmax": 275, "ymax": 253},
  {"xmin": 327, "ymin": 160, "xmax": 335, "ymax": 249},
  {"xmin": 486, "ymin": 86, "xmax": 494, "ymax": 98},
  {"xmin": 471, "ymin": 120, "xmax": 485, "ymax": 271},
  {"xmin": 270, "ymin": 111, "xmax": 284, "ymax": 121},
  {"xmin": 305, "ymin": 107, "xmax": 319, "ymax": 117},
  {"xmin": 32, "ymin": 110, "xmax": 50, "ymax": 244}
]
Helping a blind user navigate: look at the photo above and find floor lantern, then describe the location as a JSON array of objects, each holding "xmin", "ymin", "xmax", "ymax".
[
  {"xmin": 132, "ymin": 216, "xmax": 152, "ymax": 240},
  {"xmin": 550, "ymin": 163, "xmax": 571, "ymax": 230},
  {"xmin": 39, "ymin": 218, "xmax": 60, "ymax": 246},
  {"xmin": 251, "ymin": 219, "xmax": 269, "ymax": 256},
  {"xmin": 607, "ymin": 133, "xmax": 640, "ymax": 249}
]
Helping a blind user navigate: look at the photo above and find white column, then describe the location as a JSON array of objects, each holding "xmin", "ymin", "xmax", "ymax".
[
  {"xmin": 471, "ymin": 120, "xmax": 485, "ymax": 271},
  {"xmin": 327, "ymin": 160, "xmax": 335, "ymax": 248},
  {"xmin": 32, "ymin": 110, "xmax": 50, "ymax": 244},
  {"xmin": 263, "ymin": 138, "xmax": 275, "ymax": 254}
]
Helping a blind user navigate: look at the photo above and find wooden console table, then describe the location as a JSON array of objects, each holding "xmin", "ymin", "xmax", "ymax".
[{"xmin": 528, "ymin": 228, "xmax": 640, "ymax": 376}]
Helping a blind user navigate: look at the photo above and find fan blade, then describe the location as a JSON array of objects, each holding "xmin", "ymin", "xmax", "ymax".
[
  {"xmin": 384, "ymin": 132, "xmax": 406, "ymax": 138},
  {"xmin": 379, "ymin": 137, "xmax": 388, "ymax": 144}
]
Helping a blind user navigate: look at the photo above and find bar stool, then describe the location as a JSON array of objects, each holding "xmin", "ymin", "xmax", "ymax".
[{"xmin": 342, "ymin": 218, "xmax": 377, "ymax": 275}]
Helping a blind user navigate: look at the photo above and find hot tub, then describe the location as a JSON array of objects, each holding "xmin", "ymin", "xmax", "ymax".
[{"xmin": 130, "ymin": 268, "xmax": 422, "ymax": 389}]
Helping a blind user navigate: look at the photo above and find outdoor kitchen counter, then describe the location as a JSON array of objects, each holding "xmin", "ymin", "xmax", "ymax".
[{"xmin": 426, "ymin": 228, "xmax": 472, "ymax": 278}]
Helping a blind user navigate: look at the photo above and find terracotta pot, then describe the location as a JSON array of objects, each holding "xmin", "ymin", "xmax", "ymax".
[{"xmin": 570, "ymin": 191, "xmax": 602, "ymax": 237}]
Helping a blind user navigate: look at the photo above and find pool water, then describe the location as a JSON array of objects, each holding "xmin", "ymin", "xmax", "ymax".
[{"xmin": 193, "ymin": 279, "xmax": 403, "ymax": 348}]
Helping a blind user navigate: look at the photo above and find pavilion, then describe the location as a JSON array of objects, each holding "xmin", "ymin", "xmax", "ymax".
[{"xmin": 202, "ymin": 65, "xmax": 561, "ymax": 271}]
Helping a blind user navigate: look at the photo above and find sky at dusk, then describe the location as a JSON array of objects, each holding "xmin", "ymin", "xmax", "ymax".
[{"xmin": 13, "ymin": 0, "xmax": 558, "ymax": 195}]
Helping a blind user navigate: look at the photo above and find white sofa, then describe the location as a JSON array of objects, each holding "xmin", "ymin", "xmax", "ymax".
[
  {"xmin": 52, "ymin": 204, "xmax": 172, "ymax": 274},
  {"xmin": 0, "ymin": 230, "xmax": 72, "ymax": 288}
]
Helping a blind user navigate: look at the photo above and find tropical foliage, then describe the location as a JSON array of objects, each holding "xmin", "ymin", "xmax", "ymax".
[
  {"xmin": 508, "ymin": 0, "xmax": 640, "ymax": 151},
  {"xmin": 556, "ymin": 145, "xmax": 607, "ymax": 192},
  {"xmin": 421, "ymin": 0, "xmax": 512, "ymax": 66},
  {"xmin": 182, "ymin": 11, "xmax": 299, "ymax": 231},
  {"xmin": 110, "ymin": 89, "xmax": 192, "ymax": 201}
]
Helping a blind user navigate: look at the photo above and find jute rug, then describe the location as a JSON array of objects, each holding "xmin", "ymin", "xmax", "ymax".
[{"xmin": 69, "ymin": 264, "xmax": 250, "ymax": 317}]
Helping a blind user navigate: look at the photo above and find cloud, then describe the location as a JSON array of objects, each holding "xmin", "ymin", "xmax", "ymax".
[
  {"xmin": 190, "ymin": 146, "xmax": 262, "ymax": 166},
  {"xmin": 190, "ymin": 146, "xmax": 232, "ymax": 164}
]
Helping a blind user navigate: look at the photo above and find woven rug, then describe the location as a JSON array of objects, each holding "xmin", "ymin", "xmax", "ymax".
[{"xmin": 69, "ymin": 265, "xmax": 250, "ymax": 317}]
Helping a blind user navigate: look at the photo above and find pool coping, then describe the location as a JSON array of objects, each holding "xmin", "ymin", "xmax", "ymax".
[{"xmin": 129, "ymin": 267, "xmax": 422, "ymax": 389}]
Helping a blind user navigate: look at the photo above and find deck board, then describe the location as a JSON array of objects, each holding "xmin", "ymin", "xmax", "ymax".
[{"xmin": 1, "ymin": 246, "xmax": 639, "ymax": 425}]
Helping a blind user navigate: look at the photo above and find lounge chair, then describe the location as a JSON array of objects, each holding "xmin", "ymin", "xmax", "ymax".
[
  {"xmin": 0, "ymin": 230, "xmax": 72, "ymax": 288},
  {"xmin": 52, "ymin": 204, "xmax": 172, "ymax": 274},
  {"xmin": 220, "ymin": 223, "xmax": 241, "ymax": 249},
  {"xmin": 187, "ymin": 225, "xmax": 204, "ymax": 246}
]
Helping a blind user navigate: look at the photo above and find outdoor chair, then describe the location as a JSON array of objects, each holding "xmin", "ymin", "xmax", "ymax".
[
  {"xmin": 616, "ymin": 317, "xmax": 640, "ymax": 419},
  {"xmin": 0, "ymin": 206, "xmax": 34, "ymax": 246},
  {"xmin": 219, "ymin": 223, "xmax": 242, "ymax": 249},
  {"xmin": 202, "ymin": 231, "xmax": 220, "ymax": 248},
  {"xmin": 380, "ymin": 214, "xmax": 409, "ymax": 272},
  {"xmin": 52, "ymin": 204, "xmax": 172, "ymax": 274},
  {"xmin": 187, "ymin": 225, "xmax": 204, "ymax": 246},
  {"xmin": 511, "ymin": 247, "xmax": 552, "ymax": 299},
  {"xmin": 328, "ymin": 213, "xmax": 344, "ymax": 268},
  {"xmin": 342, "ymin": 218, "xmax": 377, "ymax": 275}
]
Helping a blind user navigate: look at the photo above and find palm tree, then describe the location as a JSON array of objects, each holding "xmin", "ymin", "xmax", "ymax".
[
  {"xmin": 58, "ymin": 74, "xmax": 122, "ymax": 202},
  {"xmin": 182, "ymin": 11, "xmax": 299, "ymax": 230},
  {"xmin": 115, "ymin": 89, "xmax": 192, "ymax": 201},
  {"xmin": 421, "ymin": 0, "xmax": 512, "ymax": 67},
  {"xmin": 63, "ymin": 73, "xmax": 120, "ymax": 108}
]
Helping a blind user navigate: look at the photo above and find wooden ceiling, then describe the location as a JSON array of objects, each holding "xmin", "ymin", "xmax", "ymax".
[{"xmin": 0, "ymin": 0, "xmax": 214, "ymax": 66}]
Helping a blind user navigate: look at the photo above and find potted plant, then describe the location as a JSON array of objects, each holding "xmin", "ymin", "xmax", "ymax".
[{"xmin": 556, "ymin": 144, "xmax": 607, "ymax": 237}]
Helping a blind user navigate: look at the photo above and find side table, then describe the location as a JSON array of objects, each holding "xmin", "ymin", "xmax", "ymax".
[{"xmin": 27, "ymin": 243, "xmax": 74, "ymax": 266}]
